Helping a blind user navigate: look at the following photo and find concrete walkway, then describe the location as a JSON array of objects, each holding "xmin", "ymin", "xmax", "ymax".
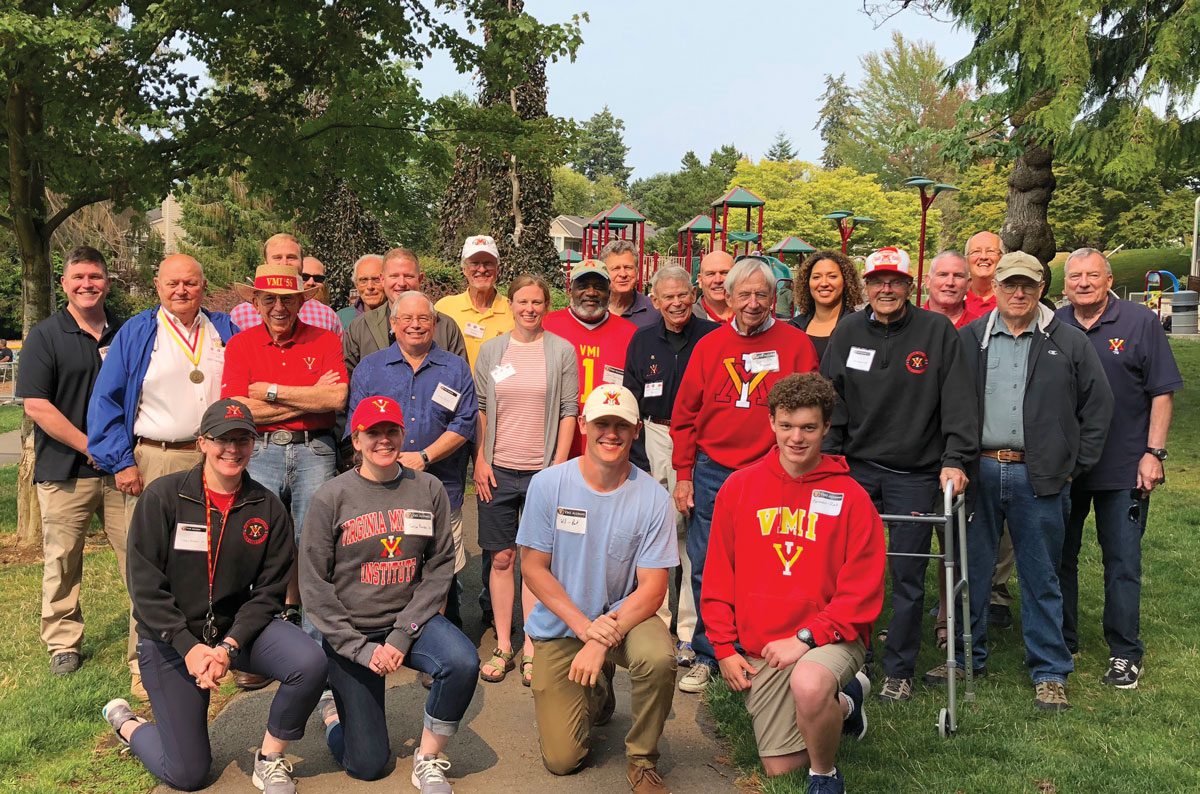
[
  {"xmin": 153, "ymin": 498, "xmax": 738, "ymax": 794},
  {"xmin": 0, "ymin": 428, "xmax": 22, "ymax": 465}
]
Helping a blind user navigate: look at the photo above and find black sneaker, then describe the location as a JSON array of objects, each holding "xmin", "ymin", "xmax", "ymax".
[
  {"xmin": 841, "ymin": 671, "xmax": 870, "ymax": 740},
  {"xmin": 987, "ymin": 603, "xmax": 1013, "ymax": 629},
  {"xmin": 596, "ymin": 662, "xmax": 617, "ymax": 726},
  {"xmin": 279, "ymin": 605, "xmax": 302, "ymax": 627},
  {"xmin": 51, "ymin": 651, "xmax": 81, "ymax": 676},
  {"xmin": 807, "ymin": 768, "xmax": 845, "ymax": 794},
  {"xmin": 1102, "ymin": 657, "xmax": 1142, "ymax": 689}
]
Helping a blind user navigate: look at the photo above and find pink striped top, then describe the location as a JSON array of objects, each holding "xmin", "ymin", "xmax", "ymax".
[{"xmin": 493, "ymin": 337, "xmax": 548, "ymax": 471}]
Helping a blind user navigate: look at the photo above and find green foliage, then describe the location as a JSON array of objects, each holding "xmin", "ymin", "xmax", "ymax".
[
  {"xmin": 815, "ymin": 74, "xmax": 858, "ymax": 169},
  {"xmin": 571, "ymin": 106, "xmax": 633, "ymax": 188},
  {"xmin": 730, "ymin": 160, "xmax": 933, "ymax": 257},
  {"xmin": 629, "ymin": 145, "xmax": 744, "ymax": 235},
  {"xmin": 765, "ymin": 131, "xmax": 797, "ymax": 162},
  {"xmin": 552, "ymin": 167, "xmax": 625, "ymax": 218},
  {"xmin": 303, "ymin": 181, "xmax": 389, "ymax": 308}
]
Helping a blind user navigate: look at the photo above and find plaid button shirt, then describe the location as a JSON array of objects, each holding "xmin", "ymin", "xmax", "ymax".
[{"xmin": 230, "ymin": 300, "xmax": 344, "ymax": 337}]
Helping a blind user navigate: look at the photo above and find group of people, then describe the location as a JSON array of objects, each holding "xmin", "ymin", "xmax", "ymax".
[{"xmin": 14, "ymin": 225, "xmax": 1179, "ymax": 794}]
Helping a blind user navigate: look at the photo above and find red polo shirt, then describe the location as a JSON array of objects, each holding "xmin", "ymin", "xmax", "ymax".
[
  {"xmin": 923, "ymin": 300, "xmax": 986, "ymax": 329},
  {"xmin": 964, "ymin": 289, "xmax": 996, "ymax": 317},
  {"xmin": 221, "ymin": 321, "xmax": 347, "ymax": 432}
]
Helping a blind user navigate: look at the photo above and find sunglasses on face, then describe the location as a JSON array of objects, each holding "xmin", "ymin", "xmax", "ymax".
[{"xmin": 301, "ymin": 272, "xmax": 327, "ymax": 283}]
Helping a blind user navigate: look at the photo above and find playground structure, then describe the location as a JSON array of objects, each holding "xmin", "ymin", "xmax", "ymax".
[
  {"xmin": 710, "ymin": 187, "xmax": 766, "ymax": 258},
  {"xmin": 676, "ymin": 214, "xmax": 722, "ymax": 276}
]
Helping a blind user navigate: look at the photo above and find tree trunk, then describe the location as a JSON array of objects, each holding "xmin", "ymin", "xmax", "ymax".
[
  {"xmin": 17, "ymin": 432, "xmax": 42, "ymax": 547},
  {"xmin": 1000, "ymin": 139, "xmax": 1057, "ymax": 268}
]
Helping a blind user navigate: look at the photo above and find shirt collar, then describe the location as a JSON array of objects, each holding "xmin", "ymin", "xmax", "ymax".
[{"xmin": 731, "ymin": 315, "xmax": 774, "ymax": 337}]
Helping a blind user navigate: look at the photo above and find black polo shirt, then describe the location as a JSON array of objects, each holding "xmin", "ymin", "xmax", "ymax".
[
  {"xmin": 16, "ymin": 307, "xmax": 121, "ymax": 483},
  {"xmin": 1056, "ymin": 296, "xmax": 1183, "ymax": 490}
]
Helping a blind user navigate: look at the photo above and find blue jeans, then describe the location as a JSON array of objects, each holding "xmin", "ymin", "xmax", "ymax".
[
  {"xmin": 962, "ymin": 458, "xmax": 1073, "ymax": 684},
  {"xmin": 324, "ymin": 615, "xmax": 480, "ymax": 781},
  {"xmin": 687, "ymin": 452, "xmax": 736, "ymax": 669},
  {"xmin": 130, "ymin": 620, "xmax": 326, "ymax": 791},
  {"xmin": 1060, "ymin": 486, "xmax": 1148, "ymax": 661},
  {"xmin": 250, "ymin": 432, "xmax": 336, "ymax": 639}
]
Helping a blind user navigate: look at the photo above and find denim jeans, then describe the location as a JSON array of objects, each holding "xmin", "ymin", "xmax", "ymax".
[
  {"xmin": 962, "ymin": 457, "xmax": 1073, "ymax": 684},
  {"xmin": 848, "ymin": 460, "xmax": 940, "ymax": 679},
  {"xmin": 323, "ymin": 615, "xmax": 480, "ymax": 781},
  {"xmin": 249, "ymin": 432, "xmax": 336, "ymax": 639},
  {"xmin": 1060, "ymin": 486, "xmax": 1148, "ymax": 661},
  {"xmin": 130, "ymin": 620, "xmax": 326, "ymax": 791},
  {"xmin": 687, "ymin": 451, "xmax": 737, "ymax": 669}
]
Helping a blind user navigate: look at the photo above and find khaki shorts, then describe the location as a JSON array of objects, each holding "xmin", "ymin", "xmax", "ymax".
[{"xmin": 744, "ymin": 640, "xmax": 867, "ymax": 757}]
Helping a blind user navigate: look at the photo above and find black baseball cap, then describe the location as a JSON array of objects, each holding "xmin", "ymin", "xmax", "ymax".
[{"xmin": 200, "ymin": 398, "xmax": 257, "ymax": 437}]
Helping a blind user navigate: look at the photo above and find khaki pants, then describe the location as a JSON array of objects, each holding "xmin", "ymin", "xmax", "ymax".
[
  {"xmin": 532, "ymin": 616, "xmax": 677, "ymax": 774},
  {"xmin": 991, "ymin": 525, "xmax": 1015, "ymax": 607},
  {"xmin": 37, "ymin": 476, "xmax": 134, "ymax": 668},
  {"xmin": 124, "ymin": 443, "xmax": 202, "ymax": 523},
  {"xmin": 643, "ymin": 421, "xmax": 696, "ymax": 642}
]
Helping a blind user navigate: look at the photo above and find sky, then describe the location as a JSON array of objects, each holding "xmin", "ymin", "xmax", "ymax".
[{"xmin": 413, "ymin": 1, "xmax": 975, "ymax": 181}]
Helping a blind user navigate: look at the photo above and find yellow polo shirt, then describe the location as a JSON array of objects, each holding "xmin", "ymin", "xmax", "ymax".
[{"xmin": 435, "ymin": 290, "xmax": 515, "ymax": 368}]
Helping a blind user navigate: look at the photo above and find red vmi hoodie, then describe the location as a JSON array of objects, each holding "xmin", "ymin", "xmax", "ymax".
[{"xmin": 700, "ymin": 450, "xmax": 886, "ymax": 660}]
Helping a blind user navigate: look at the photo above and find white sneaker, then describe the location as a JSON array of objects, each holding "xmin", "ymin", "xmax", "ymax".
[
  {"xmin": 411, "ymin": 750, "xmax": 453, "ymax": 793},
  {"xmin": 678, "ymin": 663, "xmax": 712, "ymax": 693}
]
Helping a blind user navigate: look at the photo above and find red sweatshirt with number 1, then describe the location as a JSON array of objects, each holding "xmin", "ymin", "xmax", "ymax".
[{"xmin": 700, "ymin": 450, "xmax": 886, "ymax": 661}]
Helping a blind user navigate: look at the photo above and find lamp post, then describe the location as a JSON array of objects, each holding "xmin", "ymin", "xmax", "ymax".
[
  {"xmin": 822, "ymin": 211, "xmax": 875, "ymax": 256},
  {"xmin": 903, "ymin": 176, "xmax": 959, "ymax": 305}
]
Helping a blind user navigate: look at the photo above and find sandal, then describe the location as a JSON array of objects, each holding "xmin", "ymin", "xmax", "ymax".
[
  {"xmin": 479, "ymin": 648, "xmax": 516, "ymax": 683},
  {"xmin": 520, "ymin": 655, "xmax": 534, "ymax": 688}
]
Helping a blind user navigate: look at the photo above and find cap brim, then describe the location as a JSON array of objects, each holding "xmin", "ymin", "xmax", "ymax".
[
  {"xmin": 996, "ymin": 268, "xmax": 1044, "ymax": 283},
  {"xmin": 203, "ymin": 419, "xmax": 257, "ymax": 437}
]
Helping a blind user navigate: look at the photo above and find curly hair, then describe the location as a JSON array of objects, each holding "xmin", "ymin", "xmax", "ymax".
[
  {"xmin": 768, "ymin": 373, "xmax": 838, "ymax": 423},
  {"xmin": 795, "ymin": 250, "xmax": 863, "ymax": 316}
]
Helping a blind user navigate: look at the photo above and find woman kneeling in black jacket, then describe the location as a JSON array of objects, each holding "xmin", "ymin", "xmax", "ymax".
[{"xmin": 102, "ymin": 398, "xmax": 325, "ymax": 793}]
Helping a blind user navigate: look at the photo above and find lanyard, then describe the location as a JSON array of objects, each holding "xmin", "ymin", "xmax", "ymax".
[
  {"xmin": 201, "ymin": 474, "xmax": 237, "ymax": 645},
  {"xmin": 159, "ymin": 308, "xmax": 206, "ymax": 368}
]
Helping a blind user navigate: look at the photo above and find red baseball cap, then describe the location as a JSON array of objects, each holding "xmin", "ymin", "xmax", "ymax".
[
  {"xmin": 351, "ymin": 395, "xmax": 405, "ymax": 432},
  {"xmin": 863, "ymin": 247, "xmax": 912, "ymax": 277}
]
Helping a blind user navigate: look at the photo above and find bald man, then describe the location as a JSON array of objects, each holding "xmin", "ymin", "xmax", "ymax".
[
  {"xmin": 87, "ymin": 253, "xmax": 241, "ymax": 698},
  {"xmin": 965, "ymin": 231, "xmax": 1002, "ymax": 317},
  {"xmin": 692, "ymin": 250, "xmax": 735, "ymax": 322}
]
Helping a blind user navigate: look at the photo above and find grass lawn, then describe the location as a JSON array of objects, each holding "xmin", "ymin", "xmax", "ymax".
[
  {"xmin": 1048, "ymin": 247, "xmax": 1192, "ymax": 299},
  {"xmin": 707, "ymin": 338, "xmax": 1200, "ymax": 793},
  {"xmin": 0, "ymin": 405, "xmax": 24, "ymax": 436}
]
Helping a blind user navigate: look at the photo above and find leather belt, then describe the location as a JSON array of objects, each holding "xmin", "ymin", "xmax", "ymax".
[
  {"xmin": 981, "ymin": 449, "xmax": 1025, "ymax": 463},
  {"xmin": 264, "ymin": 429, "xmax": 326, "ymax": 446},
  {"xmin": 645, "ymin": 417, "xmax": 671, "ymax": 427},
  {"xmin": 136, "ymin": 437, "xmax": 197, "ymax": 451}
]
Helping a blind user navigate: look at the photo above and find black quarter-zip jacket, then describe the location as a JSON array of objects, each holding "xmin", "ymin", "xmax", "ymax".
[
  {"xmin": 126, "ymin": 465, "xmax": 294, "ymax": 658},
  {"xmin": 821, "ymin": 305, "xmax": 979, "ymax": 473}
]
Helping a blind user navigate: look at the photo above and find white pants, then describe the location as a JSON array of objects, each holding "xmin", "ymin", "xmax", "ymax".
[{"xmin": 644, "ymin": 420, "xmax": 696, "ymax": 643}]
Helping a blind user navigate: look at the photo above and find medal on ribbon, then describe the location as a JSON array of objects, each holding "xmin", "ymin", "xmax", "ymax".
[{"xmin": 159, "ymin": 309, "xmax": 207, "ymax": 383}]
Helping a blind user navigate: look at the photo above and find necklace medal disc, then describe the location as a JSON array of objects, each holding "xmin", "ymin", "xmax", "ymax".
[{"xmin": 189, "ymin": 369, "xmax": 205, "ymax": 384}]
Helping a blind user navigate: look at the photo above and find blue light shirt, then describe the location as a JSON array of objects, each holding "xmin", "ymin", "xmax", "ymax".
[{"xmin": 981, "ymin": 317, "xmax": 1030, "ymax": 450}]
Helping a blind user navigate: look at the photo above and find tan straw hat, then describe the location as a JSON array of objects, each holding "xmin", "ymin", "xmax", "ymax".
[{"xmin": 233, "ymin": 264, "xmax": 321, "ymax": 301}]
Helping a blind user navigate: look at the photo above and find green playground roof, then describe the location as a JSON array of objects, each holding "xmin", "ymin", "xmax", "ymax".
[
  {"xmin": 768, "ymin": 235, "xmax": 817, "ymax": 255},
  {"xmin": 558, "ymin": 249, "xmax": 583, "ymax": 263},
  {"xmin": 727, "ymin": 231, "xmax": 760, "ymax": 243},
  {"xmin": 678, "ymin": 214, "xmax": 722, "ymax": 234},
  {"xmin": 711, "ymin": 186, "xmax": 765, "ymax": 208},
  {"xmin": 585, "ymin": 202, "xmax": 646, "ymax": 228}
]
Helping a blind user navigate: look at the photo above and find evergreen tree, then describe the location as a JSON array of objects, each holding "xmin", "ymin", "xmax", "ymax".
[
  {"xmin": 765, "ymin": 131, "xmax": 797, "ymax": 162},
  {"xmin": 573, "ymin": 106, "xmax": 634, "ymax": 188},
  {"xmin": 303, "ymin": 181, "xmax": 388, "ymax": 307},
  {"xmin": 814, "ymin": 74, "xmax": 857, "ymax": 169}
]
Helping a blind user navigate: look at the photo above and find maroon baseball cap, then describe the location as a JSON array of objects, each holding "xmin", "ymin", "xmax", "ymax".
[{"xmin": 351, "ymin": 395, "xmax": 405, "ymax": 432}]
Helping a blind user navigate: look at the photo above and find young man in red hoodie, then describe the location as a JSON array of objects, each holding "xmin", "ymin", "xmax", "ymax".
[{"xmin": 702, "ymin": 373, "xmax": 885, "ymax": 794}]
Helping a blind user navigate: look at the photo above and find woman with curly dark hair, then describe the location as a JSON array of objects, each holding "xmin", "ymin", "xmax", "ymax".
[{"xmin": 788, "ymin": 250, "xmax": 864, "ymax": 360}]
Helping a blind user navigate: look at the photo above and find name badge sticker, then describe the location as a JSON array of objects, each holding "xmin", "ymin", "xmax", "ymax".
[
  {"xmin": 174, "ymin": 523, "xmax": 208, "ymax": 552},
  {"xmin": 644, "ymin": 381, "xmax": 664, "ymax": 398},
  {"xmin": 746, "ymin": 350, "xmax": 780, "ymax": 373},
  {"xmin": 465, "ymin": 322, "xmax": 486, "ymax": 339},
  {"xmin": 432, "ymin": 382, "xmax": 461, "ymax": 411},
  {"xmin": 491, "ymin": 363, "xmax": 516, "ymax": 383},
  {"xmin": 556, "ymin": 507, "xmax": 587, "ymax": 534},
  {"xmin": 810, "ymin": 490, "xmax": 845, "ymax": 516},
  {"xmin": 847, "ymin": 347, "xmax": 876, "ymax": 372},
  {"xmin": 602, "ymin": 365, "xmax": 624, "ymax": 385},
  {"xmin": 404, "ymin": 509, "xmax": 435, "ymax": 537}
]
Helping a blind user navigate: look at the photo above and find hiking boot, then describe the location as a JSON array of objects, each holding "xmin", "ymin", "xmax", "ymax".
[
  {"xmin": 51, "ymin": 651, "xmax": 81, "ymax": 676},
  {"xmin": 674, "ymin": 641, "xmax": 695, "ymax": 668},
  {"xmin": 988, "ymin": 603, "xmax": 1013, "ymax": 629},
  {"xmin": 252, "ymin": 750, "xmax": 296, "ymax": 794},
  {"xmin": 418, "ymin": 671, "xmax": 435, "ymax": 690},
  {"xmin": 875, "ymin": 676, "xmax": 913, "ymax": 702},
  {"xmin": 130, "ymin": 672, "xmax": 148, "ymax": 701},
  {"xmin": 596, "ymin": 662, "xmax": 617, "ymax": 726},
  {"xmin": 1102, "ymin": 657, "xmax": 1142, "ymax": 690},
  {"xmin": 101, "ymin": 698, "xmax": 144, "ymax": 748},
  {"xmin": 235, "ymin": 671, "xmax": 272, "ymax": 691},
  {"xmin": 841, "ymin": 671, "xmax": 870, "ymax": 740},
  {"xmin": 677, "ymin": 663, "xmax": 712, "ymax": 694},
  {"xmin": 807, "ymin": 768, "xmax": 845, "ymax": 794},
  {"xmin": 411, "ymin": 750, "xmax": 453, "ymax": 793},
  {"xmin": 1033, "ymin": 680, "xmax": 1071, "ymax": 712},
  {"xmin": 922, "ymin": 663, "xmax": 987, "ymax": 686},
  {"xmin": 627, "ymin": 762, "xmax": 668, "ymax": 793},
  {"xmin": 279, "ymin": 606, "xmax": 302, "ymax": 627}
]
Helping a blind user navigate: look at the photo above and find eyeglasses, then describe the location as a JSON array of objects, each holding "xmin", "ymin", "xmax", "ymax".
[
  {"xmin": 205, "ymin": 434, "xmax": 255, "ymax": 448},
  {"xmin": 257, "ymin": 294, "xmax": 301, "ymax": 306},
  {"xmin": 464, "ymin": 262, "xmax": 498, "ymax": 272},
  {"xmin": 301, "ymin": 272, "xmax": 327, "ymax": 283},
  {"xmin": 356, "ymin": 275, "xmax": 383, "ymax": 286},
  {"xmin": 968, "ymin": 248, "xmax": 1002, "ymax": 258},
  {"xmin": 394, "ymin": 314, "xmax": 434, "ymax": 325},
  {"xmin": 996, "ymin": 281, "xmax": 1039, "ymax": 295},
  {"xmin": 866, "ymin": 278, "xmax": 910, "ymax": 291}
]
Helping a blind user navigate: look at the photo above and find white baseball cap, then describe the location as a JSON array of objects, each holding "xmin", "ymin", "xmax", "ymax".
[
  {"xmin": 461, "ymin": 235, "xmax": 499, "ymax": 263},
  {"xmin": 863, "ymin": 246, "xmax": 912, "ymax": 278},
  {"xmin": 582, "ymin": 384, "xmax": 640, "ymax": 425}
]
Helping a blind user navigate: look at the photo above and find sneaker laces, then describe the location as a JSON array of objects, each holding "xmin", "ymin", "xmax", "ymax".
[
  {"xmin": 1110, "ymin": 657, "xmax": 1132, "ymax": 675},
  {"xmin": 415, "ymin": 754, "xmax": 451, "ymax": 784},
  {"xmin": 258, "ymin": 754, "xmax": 294, "ymax": 784},
  {"xmin": 881, "ymin": 677, "xmax": 910, "ymax": 696},
  {"xmin": 1036, "ymin": 681, "xmax": 1068, "ymax": 705}
]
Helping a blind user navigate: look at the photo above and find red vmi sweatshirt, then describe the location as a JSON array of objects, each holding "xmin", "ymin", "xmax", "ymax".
[
  {"xmin": 671, "ymin": 321, "xmax": 818, "ymax": 480},
  {"xmin": 701, "ymin": 451, "xmax": 886, "ymax": 660}
]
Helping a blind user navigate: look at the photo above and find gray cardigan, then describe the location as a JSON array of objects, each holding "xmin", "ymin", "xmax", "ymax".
[{"xmin": 474, "ymin": 331, "xmax": 578, "ymax": 469}]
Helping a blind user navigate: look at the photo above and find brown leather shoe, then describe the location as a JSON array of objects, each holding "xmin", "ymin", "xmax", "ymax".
[
  {"xmin": 130, "ymin": 672, "xmax": 148, "ymax": 701},
  {"xmin": 627, "ymin": 762, "xmax": 669, "ymax": 793},
  {"xmin": 234, "ymin": 671, "xmax": 272, "ymax": 691}
]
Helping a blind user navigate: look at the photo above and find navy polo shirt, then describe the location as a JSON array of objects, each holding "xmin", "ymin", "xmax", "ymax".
[
  {"xmin": 16, "ymin": 307, "xmax": 122, "ymax": 483},
  {"xmin": 623, "ymin": 314, "xmax": 720, "ymax": 422},
  {"xmin": 1056, "ymin": 297, "xmax": 1183, "ymax": 490}
]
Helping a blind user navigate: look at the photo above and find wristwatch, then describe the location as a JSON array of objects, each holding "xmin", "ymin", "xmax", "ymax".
[
  {"xmin": 796, "ymin": 628, "xmax": 817, "ymax": 648},
  {"xmin": 1145, "ymin": 447, "xmax": 1168, "ymax": 461},
  {"xmin": 419, "ymin": 449, "xmax": 431, "ymax": 465},
  {"xmin": 218, "ymin": 640, "xmax": 240, "ymax": 662},
  {"xmin": 265, "ymin": 383, "xmax": 279, "ymax": 403}
]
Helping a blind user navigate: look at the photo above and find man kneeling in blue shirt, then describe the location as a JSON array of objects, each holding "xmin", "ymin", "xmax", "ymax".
[{"xmin": 518, "ymin": 384, "xmax": 678, "ymax": 794}]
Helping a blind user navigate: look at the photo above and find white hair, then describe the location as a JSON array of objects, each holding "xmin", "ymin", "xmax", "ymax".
[
  {"xmin": 650, "ymin": 265, "xmax": 692, "ymax": 292},
  {"xmin": 390, "ymin": 290, "xmax": 436, "ymax": 317},
  {"xmin": 1065, "ymin": 247, "xmax": 1112, "ymax": 275},
  {"xmin": 353, "ymin": 254, "xmax": 383, "ymax": 276},
  {"xmin": 725, "ymin": 257, "xmax": 777, "ymax": 298}
]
